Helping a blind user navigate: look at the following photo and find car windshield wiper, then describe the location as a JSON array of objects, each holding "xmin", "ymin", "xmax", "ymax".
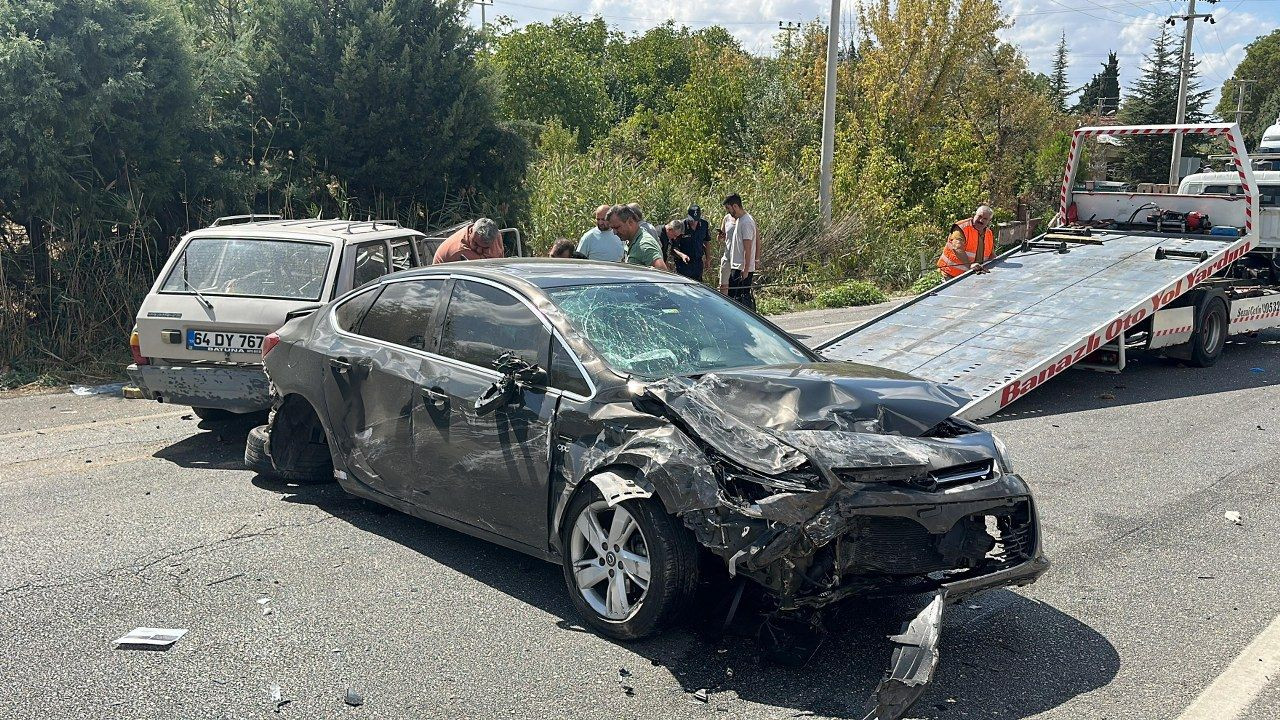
[{"xmin": 181, "ymin": 252, "xmax": 214, "ymax": 310}]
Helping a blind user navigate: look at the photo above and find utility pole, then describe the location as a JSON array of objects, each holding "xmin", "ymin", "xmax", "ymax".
[
  {"xmin": 473, "ymin": 0, "xmax": 493, "ymax": 46},
  {"xmin": 778, "ymin": 21, "xmax": 800, "ymax": 57},
  {"xmin": 1166, "ymin": 0, "xmax": 1217, "ymax": 185},
  {"xmin": 819, "ymin": 0, "xmax": 840, "ymax": 225},
  {"xmin": 1233, "ymin": 78, "xmax": 1255, "ymax": 127}
]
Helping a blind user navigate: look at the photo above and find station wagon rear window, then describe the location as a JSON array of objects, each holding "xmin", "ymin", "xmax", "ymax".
[{"xmin": 160, "ymin": 238, "xmax": 332, "ymax": 301}]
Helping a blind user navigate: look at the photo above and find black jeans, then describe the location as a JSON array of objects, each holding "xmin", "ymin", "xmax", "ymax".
[{"xmin": 728, "ymin": 269, "xmax": 755, "ymax": 310}]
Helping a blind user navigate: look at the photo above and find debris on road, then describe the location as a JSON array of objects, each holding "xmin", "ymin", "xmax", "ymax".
[
  {"xmin": 205, "ymin": 572, "xmax": 245, "ymax": 587},
  {"xmin": 344, "ymin": 687, "xmax": 364, "ymax": 707},
  {"xmin": 617, "ymin": 668, "xmax": 635, "ymax": 696},
  {"xmin": 1251, "ymin": 367, "xmax": 1265, "ymax": 373},
  {"xmin": 270, "ymin": 684, "xmax": 290, "ymax": 712},
  {"xmin": 692, "ymin": 688, "xmax": 710, "ymax": 703},
  {"xmin": 114, "ymin": 627, "xmax": 188, "ymax": 648},
  {"xmin": 1224, "ymin": 510, "xmax": 1244, "ymax": 526},
  {"xmin": 71, "ymin": 382, "xmax": 127, "ymax": 396},
  {"xmin": 1099, "ymin": 393, "xmax": 1116, "ymax": 400},
  {"xmin": 868, "ymin": 593, "xmax": 945, "ymax": 720}
]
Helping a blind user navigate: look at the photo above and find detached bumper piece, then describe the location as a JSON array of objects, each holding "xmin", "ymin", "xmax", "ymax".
[{"xmin": 864, "ymin": 592, "xmax": 945, "ymax": 720}]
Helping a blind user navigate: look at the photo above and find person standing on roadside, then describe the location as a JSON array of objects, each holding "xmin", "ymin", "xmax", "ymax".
[
  {"xmin": 608, "ymin": 205, "xmax": 667, "ymax": 270},
  {"xmin": 577, "ymin": 205, "xmax": 625, "ymax": 262},
  {"xmin": 717, "ymin": 194, "xmax": 757, "ymax": 309},
  {"xmin": 673, "ymin": 204, "xmax": 711, "ymax": 282},
  {"xmin": 627, "ymin": 202, "xmax": 666, "ymax": 263}
]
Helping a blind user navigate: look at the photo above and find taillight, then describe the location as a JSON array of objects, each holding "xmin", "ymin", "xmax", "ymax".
[
  {"xmin": 262, "ymin": 332, "xmax": 281, "ymax": 359},
  {"xmin": 129, "ymin": 330, "xmax": 149, "ymax": 366}
]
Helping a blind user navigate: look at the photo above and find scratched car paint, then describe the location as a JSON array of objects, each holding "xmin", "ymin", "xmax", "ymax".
[{"xmin": 251, "ymin": 259, "xmax": 1048, "ymax": 719}]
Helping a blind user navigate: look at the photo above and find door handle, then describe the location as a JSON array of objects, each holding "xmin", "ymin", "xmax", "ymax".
[
  {"xmin": 420, "ymin": 386, "xmax": 449, "ymax": 409},
  {"xmin": 329, "ymin": 357, "xmax": 351, "ymax": 373}
]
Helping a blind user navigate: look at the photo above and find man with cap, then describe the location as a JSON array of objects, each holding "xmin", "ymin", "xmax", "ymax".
[{"xmin": 669, "ymin": 204, "xmax": 711, "ymax": 282}]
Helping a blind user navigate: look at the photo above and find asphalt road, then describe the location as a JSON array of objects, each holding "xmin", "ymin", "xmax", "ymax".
[{"xmin": 2, "ymin": 302, "xmax": 1279, "ymax": 719}]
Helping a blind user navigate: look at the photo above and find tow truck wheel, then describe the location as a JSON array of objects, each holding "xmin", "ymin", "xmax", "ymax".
[
  {"xmin": 1189, "ymin": 297, "xmax": 1227, "ymax": 368},
  {"xmin": 561, "ymin": 487, "xmax": 698, "ymax": 640}
]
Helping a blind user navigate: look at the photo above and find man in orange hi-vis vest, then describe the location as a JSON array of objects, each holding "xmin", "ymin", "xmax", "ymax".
[{"xmin": 937, "ymin": 205, "xmax": 995, "ymax": 278}]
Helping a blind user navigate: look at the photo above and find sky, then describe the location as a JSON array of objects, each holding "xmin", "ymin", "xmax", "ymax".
[{"xmin": 467, "ymin": 0, "xmax": 1280, "ymax": 114}]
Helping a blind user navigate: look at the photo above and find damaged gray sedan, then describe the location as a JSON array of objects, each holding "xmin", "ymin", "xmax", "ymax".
[{"xmin": 251, "ymin": 260, "xmax": 1047, "ymax": 713}]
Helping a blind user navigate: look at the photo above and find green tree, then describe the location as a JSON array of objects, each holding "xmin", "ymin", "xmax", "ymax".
[
  {"xmin": 1119, "ymin": 26, "xmax": 1207, "ymax": 182},
  {"xmin": 490, "ymin": 16, "xmax": 614, "ymax": 149},
  {"xmin": 252, "ymin": 0, "xmax": 527, "ymax": 223},
  {"xmin": 1214, "ymin": 29, "xmax": 1280, "ymax": 145},
  {"xmin": 1049, "ymin": 32, "xmax": 1070, "ymax": 112},
  {"xmin": 1073, "ymin": 51, "xmax": 1120, "ymax": 116},
  {"xmin": 0, "ymin": 0, "xmax": 195, "ymax": 291}
]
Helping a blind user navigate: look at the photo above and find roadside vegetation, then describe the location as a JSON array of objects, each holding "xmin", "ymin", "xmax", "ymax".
[{"xmin": 0, "ymin": 0, "xmax": 1273, "ymax": 385}]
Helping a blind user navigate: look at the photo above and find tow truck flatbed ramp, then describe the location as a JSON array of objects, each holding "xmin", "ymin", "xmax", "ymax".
[{"xmin": 817, "ymin": 230, "xmax": 1253, "ymax": 419}]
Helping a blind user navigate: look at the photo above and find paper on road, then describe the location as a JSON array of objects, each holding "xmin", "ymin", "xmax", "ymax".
[{"xmin": 114, "ymin": 627, "xmax": 188, "ymax": 647}]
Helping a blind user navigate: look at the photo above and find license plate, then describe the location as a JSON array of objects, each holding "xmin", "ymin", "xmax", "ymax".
[{"xmin": 186, "ymin": 329, "xmax": 264, "ymax": 354}]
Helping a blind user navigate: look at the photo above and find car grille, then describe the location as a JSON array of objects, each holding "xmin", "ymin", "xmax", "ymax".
[
  {"xmin": 834, "ymin": 498, "xmax": 1035, "ymax": 577},
  {"xmin": 929, "ymin": 459, "xmax": 995, "ymax": 489}
]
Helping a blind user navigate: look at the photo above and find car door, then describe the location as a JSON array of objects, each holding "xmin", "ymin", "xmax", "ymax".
[
  {"xmin": 415, "ymin": 278, "xmax": 557, "ymax": 548},
  {"xmin": 321, "ymin": 278, "xmax": 445, "ymax": 496}
]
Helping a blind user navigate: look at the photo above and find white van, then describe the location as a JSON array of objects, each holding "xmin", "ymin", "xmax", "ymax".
[{"xmin": 127, "ymin": 217, "xmax": 433, "ymax": 419}]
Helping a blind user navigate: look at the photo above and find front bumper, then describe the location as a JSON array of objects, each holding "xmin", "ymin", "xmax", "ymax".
[
  {"xmin": 126, "ymin": 363, "xmax": 270, "ymax": 413},
  {"xmin": 693, "ymin": 473, "xmax": 1049, "ymax": 609}
]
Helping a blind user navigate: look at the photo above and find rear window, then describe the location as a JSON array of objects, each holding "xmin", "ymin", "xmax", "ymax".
[{"xmin": 161, "ymin": 237, "xmax": 332, "ymax": 301}]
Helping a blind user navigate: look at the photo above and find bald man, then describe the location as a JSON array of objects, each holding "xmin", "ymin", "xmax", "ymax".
[
  {"xmin": 577, "ymin": 204, "xmax": 625, "ymax": 262},
  {"xmin": 938, "ymin": 205, "xmax": 995, "ymax": 277}
]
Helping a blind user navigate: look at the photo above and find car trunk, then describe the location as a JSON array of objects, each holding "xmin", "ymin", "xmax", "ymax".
[
  {"xmin": 135, "ymin": 293, "xmax": 321, "ymax": 364},
  {"xmin": 135, "ymin": 234, "xmax": 337, "ymax": 364}
]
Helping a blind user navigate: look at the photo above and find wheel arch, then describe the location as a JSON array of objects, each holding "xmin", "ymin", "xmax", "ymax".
[{"xmin": 268, "ymin": 392, "xmax": 330, "ymax": 470}]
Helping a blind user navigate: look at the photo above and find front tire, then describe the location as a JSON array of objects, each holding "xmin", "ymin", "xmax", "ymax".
[{"xmin": 561, "ymin": 487, "xmax": 698, "ymax": 640}]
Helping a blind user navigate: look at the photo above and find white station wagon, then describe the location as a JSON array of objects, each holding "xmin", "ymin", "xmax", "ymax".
[{"xmin": 126, "ymin": 215, "xmax": 440, "ymax": 419}]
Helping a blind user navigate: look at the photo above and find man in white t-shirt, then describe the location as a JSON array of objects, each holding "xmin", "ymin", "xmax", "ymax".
[
  {"xmin": 577, "ymin": 205, "xmax": 625, "ymax": 262},
  {"xmin": 717, "ymin": 193, "xmax": 758, "ymax": 310}
]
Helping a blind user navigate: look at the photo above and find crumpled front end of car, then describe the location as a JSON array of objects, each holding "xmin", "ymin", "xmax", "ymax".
[{"xmin": 576, "ymin": 366, "xmax": 1048, "ymax": 610}]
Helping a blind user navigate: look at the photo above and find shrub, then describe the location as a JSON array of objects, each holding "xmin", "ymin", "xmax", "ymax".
[
  {"xmin": 754, "ymin": 295, "xmax": 793, "ymax": 316},
  {"xmin": 815, "ymin": 280, "xmax": 887, "ymax": 309},
  {"xmin": 908, "ymin": 270, "xmax": 945, "ymax": 295}
]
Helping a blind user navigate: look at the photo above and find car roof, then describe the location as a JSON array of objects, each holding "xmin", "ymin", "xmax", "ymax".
[
  {"xmin": 1181, "ymin": 171, "xmax": 1280, "ymax": 185},
  {"xmin": 184, "ymin": 218, "xmax": 426, "ymax": 245},
  {"xmin": 380, "ymin": 258, "xmax": 700, "ymax": 290}
]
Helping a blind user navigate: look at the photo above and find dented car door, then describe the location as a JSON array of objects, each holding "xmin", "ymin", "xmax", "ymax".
[
  {"xmin": 321, "ymin": 278, "xmax": 445, "ymax": 495},
  {"xmin": 416, "ymin": 278, "xmax": 556, "ymax": 548}
]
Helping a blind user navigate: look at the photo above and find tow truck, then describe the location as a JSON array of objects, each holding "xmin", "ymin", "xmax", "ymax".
[{"xmin": 820, "ymin": 123, "xmax": 1280, "ymax": 419}]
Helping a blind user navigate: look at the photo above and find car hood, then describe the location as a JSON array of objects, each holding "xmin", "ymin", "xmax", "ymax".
[{"xmin": 637, "ymin": 363, "xmax": 980, "ymax": 477}]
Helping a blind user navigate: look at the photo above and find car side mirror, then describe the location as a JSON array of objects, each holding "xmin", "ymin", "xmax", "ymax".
[
  {"xmin": 475, "ymin": 377, "xmax": 516, "ymax": 416},
  {"xmin": 474, "ymin": 353, "xmax": 547, "ymax": 415}
]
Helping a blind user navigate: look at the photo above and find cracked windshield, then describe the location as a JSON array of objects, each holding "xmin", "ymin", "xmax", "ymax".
[
  {"xmin": 160, "ymin": 237, "xmax": 332, "ymax": 301},
  {"xmin": 547, "ymin": 282, "xmax": 811, "ymax": 378}
]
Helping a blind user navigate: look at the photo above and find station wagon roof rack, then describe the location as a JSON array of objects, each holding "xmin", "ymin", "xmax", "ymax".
[
  {"xmin": 210, "ymin": 214, "xmax": 283, "ymax": 227},
  {"xmin": 343, "ymin": 219, "xmax": 403, "ymax": 234}
]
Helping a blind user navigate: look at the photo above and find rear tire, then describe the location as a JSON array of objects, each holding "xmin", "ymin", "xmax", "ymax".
[
  {"xmin": 1189, "ymin": 297, "xmax": 1227, "ymax": 368},
  {"xmin": 244, "ymin": 424, "xmax": 332, "ymax": 482},
  {"xmin": 193, "ymin": 407, "xmax": 235, "ymax": 421},
  {"xmin": 561, "ymin": 486, "xmax": 698, "ymax": 640}
]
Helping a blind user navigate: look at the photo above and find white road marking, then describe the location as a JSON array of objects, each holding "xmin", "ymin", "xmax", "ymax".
[
  {"xmin": 1176, "ymin": 612, "xmax": 1280, "ymax": 720},
  {"xmin": 0, "ymin": 410, "xmax": 186, "ymax": 441}
]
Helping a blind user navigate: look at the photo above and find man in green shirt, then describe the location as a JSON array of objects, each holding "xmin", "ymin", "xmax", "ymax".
[{"xmin": 608, "ymin": 204, "xmax": 668, "ymax": 271}]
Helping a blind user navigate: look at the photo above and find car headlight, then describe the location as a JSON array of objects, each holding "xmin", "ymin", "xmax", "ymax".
[{"xmin": 993, "ymin": 435, "xmax": 1014, "ymax": 473}]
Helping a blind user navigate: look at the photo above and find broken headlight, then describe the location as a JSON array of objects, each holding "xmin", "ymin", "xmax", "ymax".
[{"xmin": 993, "ymin": 435, "xmax": 1014, "ymax": 473}]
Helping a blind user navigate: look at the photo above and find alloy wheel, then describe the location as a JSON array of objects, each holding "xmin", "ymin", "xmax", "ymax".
[{"xmin": 568, "ymin": 500, "xmax": 651, "ymax": 621}]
